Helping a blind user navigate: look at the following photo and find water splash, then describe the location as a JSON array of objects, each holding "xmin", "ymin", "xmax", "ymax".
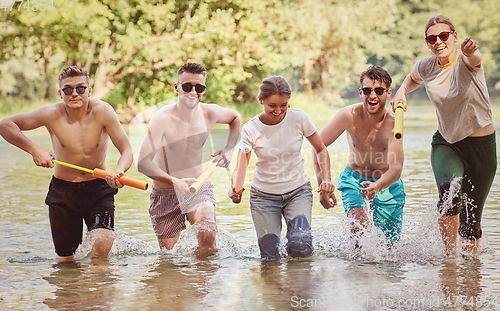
[
  {"xmin": 74, "ymin": 230, "xmax": 156, "ymax": 259},
  {"xmin": 72, "ymin": 179, "xmax": 491, "ymax": 265},
  {"xmin": 438, "ymin": 176, "xmax": 462, "ymax": 214},
  {"xmin": 169, "ymin": 224, "xmax": 257, "ymax": 259},
  {"xmin": 312, "ymin": 204, "xmax": 447, "ymax": 264}
]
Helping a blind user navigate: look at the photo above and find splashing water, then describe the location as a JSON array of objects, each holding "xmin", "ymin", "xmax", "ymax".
[
  {"xmin": 74, "ymin": 230, "xmax": 156, "ymax": 259},
  {"xmin": 73, "ymin": 177, "xmax": 491, "ymax": 266},
  {"xmin": 169, "ymin": 223, "xmax": 258, "ymax": 259},
  {"xmin": 312, "ymin": 202, "xmax": 447, "ymax": 264},
  {"xmin": 439, "ymin": 176, "xmax": 462, "ymax": 212}
]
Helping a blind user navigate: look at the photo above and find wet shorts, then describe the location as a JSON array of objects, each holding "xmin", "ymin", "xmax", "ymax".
[
  {"xmin": 149, "ymin": 180, "xmax": 216, "ymax": 239},
  {"xmin": 45, "ymin": 176, "xmax": 118, "ymax": 256},
  {"xmin": 431, "ymin": 131, "xmax": 497, "ymax": 240},
  {"xmin": 337, "ymin": 167, "xmax": 405, "ymax": 245}
]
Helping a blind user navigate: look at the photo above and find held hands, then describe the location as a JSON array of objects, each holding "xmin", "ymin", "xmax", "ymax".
[
  {"xmin": 212, "ymin": 148, "xmax": 233, "ymax": 168},
  {"xmin": 318, "ymin": 180, "xmax": 337, "ymax": 209},
  {"xmin": 461, "ymin": 36, "xmax": 479, "ymax": 57},
  {"xmin": 228, "ymin": 187, "xmax": 244, "ymax": 203}
]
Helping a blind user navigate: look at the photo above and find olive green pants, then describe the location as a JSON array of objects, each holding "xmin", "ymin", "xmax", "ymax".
[{"xmin": 431, "ymin": 131, "xmax": 497, "ymax": 240}]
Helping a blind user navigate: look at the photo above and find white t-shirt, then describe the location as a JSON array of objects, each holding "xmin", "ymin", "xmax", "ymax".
[{"xmin": 240, "ymin": 109, "xmax": 316, "ymax": 194}]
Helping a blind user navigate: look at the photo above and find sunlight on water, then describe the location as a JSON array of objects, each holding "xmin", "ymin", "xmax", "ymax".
[
  {"xmin": 80, "ymin": 187, "xmax": 490, "ymax": 269},
  {"xmin": 70, "ymin": 205, "xmax": 455, "ymax": 269},
  {"xmin": 1, "ymin": 122, "xmax": 499, "ymax": 311}
]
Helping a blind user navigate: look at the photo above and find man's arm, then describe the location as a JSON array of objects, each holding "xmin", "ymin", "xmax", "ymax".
[
  {"xmin": 137, "ymin": 115, "xmax": 174, "ymax": 184},
  {"xmin": 360, "ymin": 132, "xmax": 404, "ymax": 199},
  {"xmin": 212, "ymin": 106, "xmax": 242, "ymax": 167},
  {"xmin": 136, "ymin": 114, "xmax": 197, "ymax": 193},
  {"xmin": 312, "ymin": 107, "xmax": 349, "ymax": 185},
  {"xmin": 99, "ymin": 102, "xmax": 134, "ymax": 175},
  {"xmin": 0, "ymin": 107, "xmax": 55, "ymax": 168},
  {"xmin": 308, "ymin": 132, "xmax": 336, "ymax": 209}
]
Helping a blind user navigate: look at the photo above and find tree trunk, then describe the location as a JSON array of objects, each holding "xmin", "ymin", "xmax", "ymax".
[
  {"xmin": 303, "ymin": 57, "xmax": 313, "ymax": 95},
  {"xmin": 42, "ymin": 37, "xmax": 54, "ymax": 101},
  {"xmin": 92, "ymin": 40, "xmax": 114, "ymax": 100}
]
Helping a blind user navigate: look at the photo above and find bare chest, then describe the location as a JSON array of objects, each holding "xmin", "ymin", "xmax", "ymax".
[
  {"xmin": 160, "ymin": 131, "xmax": 209, "ymax": 154},
  {"xmin": 49, "ymin": 121, "xmax": 107, "ymax": 155},
  {"xmin": 349, "ymin": 124, "xmax": 390, "ymax": 153}
]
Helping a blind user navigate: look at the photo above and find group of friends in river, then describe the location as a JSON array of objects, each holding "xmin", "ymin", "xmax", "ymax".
[{"xmin": 0, "ymin": 15, "xmax": 496, "ymax": 262}]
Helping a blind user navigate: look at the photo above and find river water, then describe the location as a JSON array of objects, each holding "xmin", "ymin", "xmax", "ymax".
[{"xmin": 0, "ymin": 107, "xmax": 499, "ymax": 311}]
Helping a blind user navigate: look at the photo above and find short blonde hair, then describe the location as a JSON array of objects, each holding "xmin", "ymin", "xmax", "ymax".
[{"xmin": 58, "ymin": 66, "xmax": 89, "ymax": 87}]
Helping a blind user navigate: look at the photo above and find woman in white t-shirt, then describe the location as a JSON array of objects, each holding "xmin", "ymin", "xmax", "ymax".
[{"xmin": 229, "ymin": 76, "xmax": 336, "ymax": 260}]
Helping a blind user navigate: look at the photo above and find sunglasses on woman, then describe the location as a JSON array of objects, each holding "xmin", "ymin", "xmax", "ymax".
[
  {"xmin": 60, "ymin": 86, "xmax": 88, "ymax": 96},
  {"xmin": 180, "ymin": 83, "xmax": 206, "ymax": 93},
  {"xmin": 425, "ymin": 31, "xmax": 454, "ymax": 44},
  {"xmin": 360, "ymin": 87, "xmax": 389, "ymax": 96}
]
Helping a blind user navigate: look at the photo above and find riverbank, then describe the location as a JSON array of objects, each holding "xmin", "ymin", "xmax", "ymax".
[{"xmin": 2, "ymin": 95, "xmax": 500, "ymax": 124}]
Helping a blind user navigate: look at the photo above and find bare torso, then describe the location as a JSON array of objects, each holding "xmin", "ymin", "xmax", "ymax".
[
  {"xmin": 345, "ymin": 104, "xmax": 394, "ymax": 179},
  {"xmin": 151, "ymin": 103, "xmax": 217, "ymax": 189},
  {"xmin": 48, "ymin": 100, "xmax": 110, "ymax": 182}
]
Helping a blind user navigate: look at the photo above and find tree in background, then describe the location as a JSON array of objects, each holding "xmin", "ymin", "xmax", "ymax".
[
  {"xmin": 1, "ymin": 0, "xmax": 499, "ymax": 115},
  {"xmin": 0, "ymin": 0, "xmax": 274, "ymax": 114}
]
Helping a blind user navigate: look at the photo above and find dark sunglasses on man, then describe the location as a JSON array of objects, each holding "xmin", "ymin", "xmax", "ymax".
[
  {"xmin": 60, "ymin": 86, "xmax": 88, "ymax": 96},
  {"xmin": 360, "ymin": 87, "xmax": 389, "ymax": 96},
  {"xmin": 425, "ymin": 31, "xmax": 454, "ymax": 44},
  {"xmin": 180, "ymin": 83, "xmax": 206, "ymax": 93}
]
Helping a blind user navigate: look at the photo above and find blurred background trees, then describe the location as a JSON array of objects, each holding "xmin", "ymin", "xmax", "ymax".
[{"xmin": 1, "ymin": 0, "xmax": 499, "ymax": 118}]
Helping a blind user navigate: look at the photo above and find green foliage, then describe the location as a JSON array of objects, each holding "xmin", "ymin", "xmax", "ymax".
[{"xmin": 1, "ymin": 0, "xmax": 500, "ymax": 116}]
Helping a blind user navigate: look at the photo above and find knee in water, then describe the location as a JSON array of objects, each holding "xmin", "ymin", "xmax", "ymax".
[
  {"xmin": 437, "ymin": 178, "xmax": 462, "ymax": 215},
  {"xmin": 459, "ymin": 222, "xmax": 482, "ymax": 240},
  {"xmin": 89, "ymin": 211, "xmax": 114, "ymax": 231},
  {"xmin": 285, "ymin": 215, "xmax": 313, "ymax": 258},
  {"xmin": 259, "ymin": 233, "xmax": 280, "ymax": 259}
]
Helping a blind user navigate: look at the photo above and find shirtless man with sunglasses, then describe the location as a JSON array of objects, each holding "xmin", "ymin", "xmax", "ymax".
[
  {"xmin": 138, "ymin": 63, "xmax": 241, "ymax": 258},
  {"xmin": 314, "ymin": 66, "xmax": 405, "ymax": 248},
  {"xmin": 0, "ymin": 66, "xmax": 134, "ymax": 262}
]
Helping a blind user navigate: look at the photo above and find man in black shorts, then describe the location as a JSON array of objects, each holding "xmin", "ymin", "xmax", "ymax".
[{"xmin": 0, "ymin": 66, "xmax": 133, "ymax": 262}]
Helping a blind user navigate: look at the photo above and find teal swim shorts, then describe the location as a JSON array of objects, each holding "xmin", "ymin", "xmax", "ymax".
[{"xmin": 337, "ymin": 166, "xmax": 405, "ymax": 245}]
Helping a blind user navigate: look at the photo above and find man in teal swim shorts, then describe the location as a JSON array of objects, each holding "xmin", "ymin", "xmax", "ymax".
[{"xmin": 314, "ymin": 66, "xmax": 405, "ymax": 246}]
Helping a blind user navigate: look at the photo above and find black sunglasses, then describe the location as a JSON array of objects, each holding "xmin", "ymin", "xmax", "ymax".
[
  {"xmin": 61, "ymin": 86, "xmax": 88, "ymax": 96},
  {"xmin": 425, "ymin": 31, "xmax": 454, "ymax": 44},
  {"xmin": 360, "ymin": 87, "xmax": 389, "ymax": 96},
  {"xmin": 180, "ymin": 83, "xmax": 206, "ymax": 93}
]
